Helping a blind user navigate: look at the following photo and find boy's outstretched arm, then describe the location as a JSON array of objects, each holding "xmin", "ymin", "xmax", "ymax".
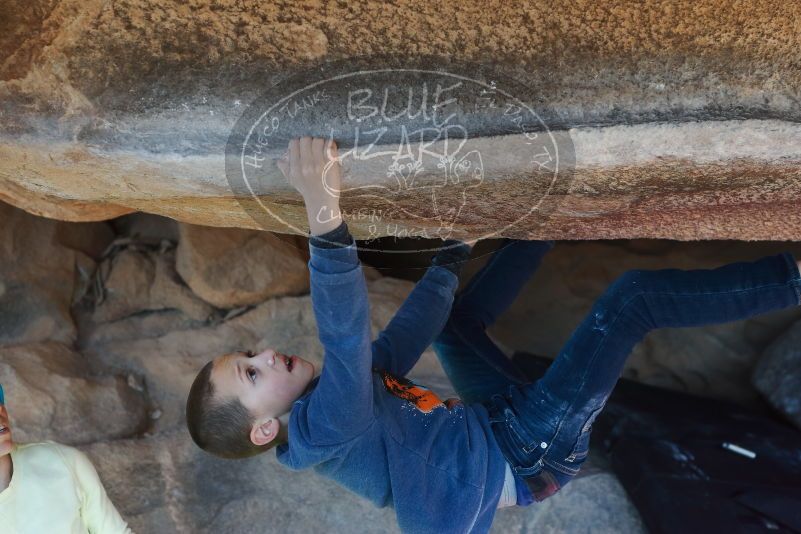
[
  {"xmin": 372, "ymin": 239, "xmax": 474, "ymax": 377},
  {"xmin": 278, "ymin": 137, "xmax": 374, "ymax": 442}
]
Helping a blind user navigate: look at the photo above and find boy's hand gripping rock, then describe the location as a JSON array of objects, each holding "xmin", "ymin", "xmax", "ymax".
[{"xmin": 277, "ymin": 136, "xmax": 343, "ymax": 236}]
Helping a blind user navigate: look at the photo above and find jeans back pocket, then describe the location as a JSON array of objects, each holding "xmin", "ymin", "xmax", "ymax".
[
  {"xmin": 500, "ymin": 407, "xmax": 559, "ymax": 472},
  {"xmin": 488, "ymin": 392, "xmax": 560, "ymax": 474}
]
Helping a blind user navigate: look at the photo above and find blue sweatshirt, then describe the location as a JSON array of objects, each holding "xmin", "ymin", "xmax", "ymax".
[{"xmin": 275, "ymin": 238, "xmax": 508, "ymax": 534}]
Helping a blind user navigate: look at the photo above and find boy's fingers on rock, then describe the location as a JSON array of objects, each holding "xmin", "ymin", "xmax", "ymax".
[
  {"xmin": 289, "ymin": 139, "xmax": 300, "ymax": 176},
  {"xmin": 325, "ymin": 138, "xmax": 339, "ymax": 161},
  {"xmin": 312, "ymin": 137, "xmax": 326, "ymax": 169},
  {"xmin": 299, "ymin": 136, "xmax": 313, "ymax": 165}
]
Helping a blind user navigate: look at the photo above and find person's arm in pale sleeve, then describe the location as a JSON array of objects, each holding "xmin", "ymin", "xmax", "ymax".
[{"xmin": 60, "ymin": 446, "xmax": 133, "ymax": 534}]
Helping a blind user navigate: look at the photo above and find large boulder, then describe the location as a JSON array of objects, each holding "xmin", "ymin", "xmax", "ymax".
[
  {"xmin": 77, "ymin": 309, "xmax": 204, "ymax": 349},
  {"xmin": 2, "ymin": 2, "xmax": 801, "ymax": 240},
  {"xmin": 0, "ymin": 201, "xmax": 80, "ymax": 346},
  {"xmin": 0, "ymin": 281, "xmax": 75, "ymax": 348},
  {"xmin": 752, "ymin": 319, "xmax": 801, "ymax": 429},
  {"xmin": 93, "ymin": 246, "xmax": 215, "ymax": 323},
  {"xmin": 0, "ymin": 342, "xmax": 149, "ymax": 444},
  {"xmin": 0, "ymin": 201, "xmax": 115, "ymax": 347},
  {"xmin": 175, "ymin": 223, "xmax": 309, "ymax": 309},
  {"xmin": 54, "ymin": 219, "xmax": 115, "ymax": 260}
]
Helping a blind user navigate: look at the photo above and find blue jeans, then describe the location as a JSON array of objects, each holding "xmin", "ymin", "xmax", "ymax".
[{"xmin": 432, "ymin": 241, "xmax": 801, "ymax": 503}]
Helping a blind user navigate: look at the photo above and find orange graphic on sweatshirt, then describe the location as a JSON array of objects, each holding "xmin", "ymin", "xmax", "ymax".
[{"xmin": 377, "ymin": 369, "xmax": 460, "ymax": 413}]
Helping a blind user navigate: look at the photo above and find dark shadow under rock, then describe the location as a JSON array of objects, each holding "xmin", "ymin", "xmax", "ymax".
[{"xmin": 753, "ymin": 319, "xmax": 801, "ymax": 430}]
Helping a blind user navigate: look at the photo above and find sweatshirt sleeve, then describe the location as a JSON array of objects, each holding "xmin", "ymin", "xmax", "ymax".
[
  {"xmin": 371, "ymin": 265, "xmax": 460, "ymax": 376},
  {"xmin": 371, "ymin": 241, "xmax": 468, "ymax": 376},
  {"xmin": 61, "ymin": 447, "xmax": 133, "ymax": 534},
  {"xmin": 305, "ymin": 225, "xmax": 375, "ymax": 443}
]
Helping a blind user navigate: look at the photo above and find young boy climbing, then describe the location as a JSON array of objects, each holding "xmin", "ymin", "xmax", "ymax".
[{"xmin": 186, "ymin": 136, "xmax": 801, "ymax": 533}]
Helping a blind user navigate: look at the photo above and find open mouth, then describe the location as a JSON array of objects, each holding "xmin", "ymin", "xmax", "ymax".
[{"xmin": 283, "ymin": 354, "xmax": 294, "ymax": 373}]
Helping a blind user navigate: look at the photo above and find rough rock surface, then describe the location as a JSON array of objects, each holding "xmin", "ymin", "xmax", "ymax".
[
  {"xmin": 752, "ymin": 319, "xmax": 801, "ymax": 429},
  {"xmin": 0, "ymin": 201, "xmax": 107, "ymax": 346},
  {"xmin": 78, "ymin": 431, "xmax": 644, "ymax": 534},
  {"xmin": 0, "ymin": 342, "xmax": 148, "ymax": 444},
  {"xmin": 93, "ymin": 246, "xmax": 215, "ymax": 323},
  {"xmin": 490, "ymin": 471, "xmax": 645, "ymax": 534},
  {"xmin": 2, "ymin": 1, "xmax": 801, "ymax": 240},
  {"xmin": 175, "ymin": 223, "xmax": 309, "ymax": 309}
]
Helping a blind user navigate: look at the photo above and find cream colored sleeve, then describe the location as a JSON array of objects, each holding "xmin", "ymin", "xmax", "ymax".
[{"xmin": 60, "ymin": 446, "xmax": 133, "ymax": 534}]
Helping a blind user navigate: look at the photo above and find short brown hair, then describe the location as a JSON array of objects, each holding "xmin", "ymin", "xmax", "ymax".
[{"xmin": 185, "ymin": 359, "xmax": 276, "ymax": 459}]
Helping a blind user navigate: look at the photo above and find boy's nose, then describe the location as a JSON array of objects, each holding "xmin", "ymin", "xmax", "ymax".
[{"xmin": 254, "ymin": 349, "xmax": 277, "ymax": 366}]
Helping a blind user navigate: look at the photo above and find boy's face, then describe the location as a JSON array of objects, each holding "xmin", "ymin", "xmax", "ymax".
[{"xmin": 210, "ymin": 349, "xmax": 315, "ymax": 421}]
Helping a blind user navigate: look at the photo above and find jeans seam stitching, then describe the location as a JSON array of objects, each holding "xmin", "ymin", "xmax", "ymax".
[{"xmin": 542, "ymin": 457, "xmax": 579, "ymax": 475}]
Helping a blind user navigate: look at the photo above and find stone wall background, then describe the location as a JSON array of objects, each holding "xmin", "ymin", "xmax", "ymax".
[{"xmin": 2, "ymin": 198, "xmax": 800, "ymax": 532}]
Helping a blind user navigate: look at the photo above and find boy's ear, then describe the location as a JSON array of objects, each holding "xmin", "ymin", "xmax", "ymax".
[{"xmin": 250, "ymin": 418, "xmax": 280, "ymax": 446}]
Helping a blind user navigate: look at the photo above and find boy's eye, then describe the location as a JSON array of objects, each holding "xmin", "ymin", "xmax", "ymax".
[
  {"xmin": 246, "ymin": 367, "xmax": 257, "ymax": 383},
  {"xmin": 245, "ymin": 350, "xmax": 255, "ymax": 358}
]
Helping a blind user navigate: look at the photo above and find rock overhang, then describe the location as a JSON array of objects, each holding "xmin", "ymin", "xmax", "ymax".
[{"xmin": 1, "ymin": 0, "xmax": 800, "ymax": 240}]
